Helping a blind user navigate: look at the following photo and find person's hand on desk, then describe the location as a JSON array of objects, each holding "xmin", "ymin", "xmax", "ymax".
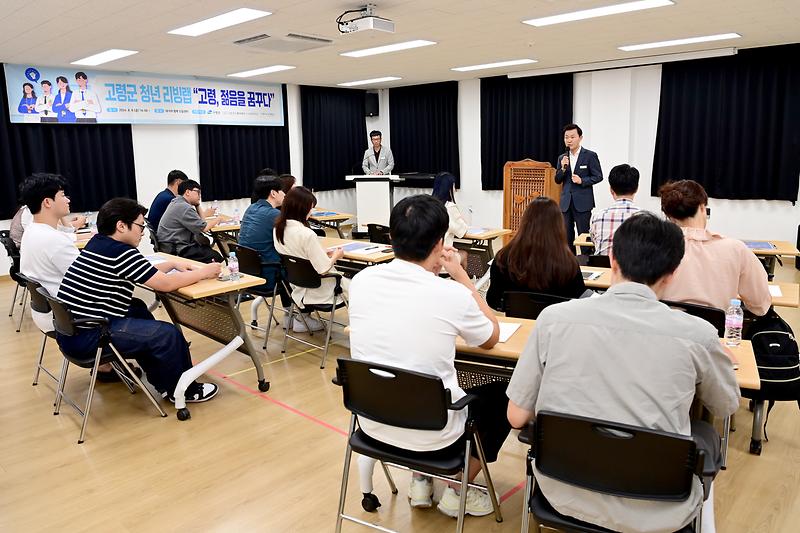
[
  {"xmin": 722, "ymin": 344, "xmax": 739, "ymax": 367},
  {"xmin": 145, "ymin": 261, "xmax": 222, "ymax": 292},
  {"xmin": 201, "ymin": 206, "xmax": 217, "ymax": 218},
  {"xmin": 327, "ymin": 247, "xmax": 344, "ymax": 261}
]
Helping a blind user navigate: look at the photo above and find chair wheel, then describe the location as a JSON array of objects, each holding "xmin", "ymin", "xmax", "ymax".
[
  {"xmin": 749, "ymin": 439, "xmax": 762, "ymax": 455},
  {"xmin": 177, "ymin": 408, "xmax": 191, "ymax": 421},
  {"xmin": 258, "ymin": 380, "xmax": 270, "ymax": 392},
  {"xmin": 361, "ymin": 493, "xmax": 381, "ymax": 512}
]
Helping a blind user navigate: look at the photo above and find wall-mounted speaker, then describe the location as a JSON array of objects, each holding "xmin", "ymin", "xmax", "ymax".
[{"xmin": 365, "ymin": 92, "xmax": 379, "ymax": 117}]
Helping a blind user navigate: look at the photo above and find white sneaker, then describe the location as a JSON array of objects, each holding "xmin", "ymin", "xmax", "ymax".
[
  {"xmin": 292, "ymin": 315, "xmax": 325, "ymax": 333},
  {"xmin": 436, "ymin": 486, "xmax": 495, "ymax": 518},
  {"xmin": 408, "ymin": 476, "xmax": 433, "ymax": 508}
]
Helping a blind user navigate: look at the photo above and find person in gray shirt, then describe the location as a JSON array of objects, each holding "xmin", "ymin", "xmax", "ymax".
[
  {"xmin": 157, "ymin": 180, "xmax": 222, "ymax": 263},
  {"xmin": 507, "ymin": 212, "xmax": 740, "ymax": 533}
]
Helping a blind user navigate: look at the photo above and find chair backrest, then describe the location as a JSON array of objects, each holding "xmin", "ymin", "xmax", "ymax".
[
  {"xmin": 0, "ymin": 230, "xmax": 23, "ymax": 283},
  {"xmin": 144, "ymin": 218, "xmax": 161, "ymax": 252},
  {"xmin": 661, "ymin": 300, "xmax": 726, "ymax": 337},
  {"xmin": 503, "ymin": 291, "xmax": 571, "ymax": 320},
  {"xmin": 311, "ymin": 227, "xmax": 327, "ymax": 237},
  {"xmin": 367, "ymin": 223, "xmax": 391, "ymax": 245},
  {"xmin": 37, "ymin": 287, "xmax": 80, "ymax": 337},
  {"xmin": 281, "ymin": 254, "xmax": 322, "ymax": 289},
  {"xmin": 20, "ymin": 274, "xmax": 51, "ymax": 314},
  {"xmin": 533, "ymin": 411, "xmax": 702, "ymax": 501},
  {"xmin": 228, "ymin": 243, "xmax": 262, "ymax": 277},
  {"xmin": 335, "ymin": 358, "xmax": 450, "ymax": 430},
  {"xmin": 587, "ymin": 254, "xmax": 611, "ymax": 268}
]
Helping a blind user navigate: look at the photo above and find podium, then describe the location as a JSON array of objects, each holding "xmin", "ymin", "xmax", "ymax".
[{"xmin": 346, "ymin": 174, "xmax": 403, "ymax": 232}]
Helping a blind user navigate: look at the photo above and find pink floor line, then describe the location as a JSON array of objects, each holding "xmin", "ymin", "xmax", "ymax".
[{"xmin": 210, "ymin": 369, "xmax": 527, "ymax": 498}]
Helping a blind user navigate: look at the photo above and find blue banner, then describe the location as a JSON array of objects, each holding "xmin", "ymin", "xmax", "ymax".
[{"xmin": 4, "ymin": 64, "xmax": 284, "ymax": 126}]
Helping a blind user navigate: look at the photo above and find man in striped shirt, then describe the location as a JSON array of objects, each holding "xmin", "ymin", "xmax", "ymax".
[
  {"xmin": 589, "ymin": 164, "xmax": 641, "ymax": 256},
  {"xmin": 57, "ymin": 198, "xmax": 222, "ymax": 402}
]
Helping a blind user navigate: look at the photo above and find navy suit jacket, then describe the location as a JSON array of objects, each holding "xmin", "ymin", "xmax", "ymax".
[{"xmin": 554, "ymin": 148, "xmax": 603, "ymax": 213}]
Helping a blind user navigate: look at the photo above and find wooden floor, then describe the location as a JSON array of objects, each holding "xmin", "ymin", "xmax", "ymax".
[{"xmin": 1, "ymin": 260, "xmax": 799, "ymax": 532}]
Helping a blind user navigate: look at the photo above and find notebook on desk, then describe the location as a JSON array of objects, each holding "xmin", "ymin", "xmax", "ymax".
[
  {"xmin": 743, "ymin": 240, "xmax": 776, "ymax": 250},
  {"xmin": 581, "ymin": 270, "xmax": 602, "ymax": 281},
  {"xmin": 313, "ymin": 211, "xmax": 338, "ymax": 217}
]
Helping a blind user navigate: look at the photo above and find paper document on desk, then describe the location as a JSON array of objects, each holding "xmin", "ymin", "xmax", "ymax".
[
  {"xmin": 743, "ymin": 240, "xmax": 776, "ymax": 250},
  {"xmin": 498, "ymin": 322, "xmax": 521, "ymax": 343},
  {"xmin": 313, "ymin": 211, "xmax": 338, "ymax": 217},
  {"xmin": 145, "ymin": 254, "xmax": 167, "ymax": 266},
  {"xmin": 334, "ymin": 242, "xmax": 371, "ymax": 252},
  {"xmin": 468, "ymin": 227, "xmax": 488, "ymax": 235},
  {"xmin": 769, "ymin": 285, "xmax": 783, "ymax": 297},
  {"xmin": 581, "ymin": 270, "xmax": 602, "ymax": 281}
]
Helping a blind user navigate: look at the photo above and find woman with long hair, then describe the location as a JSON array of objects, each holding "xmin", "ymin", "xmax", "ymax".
[
  {"xmin": 486, "ymin": 196, "xmax": 587, "ymax": 311},
  {"xmin": 659, "ymin": 179, "xmax": 770, "ymax": 315},
  {"xmin": 431, "ymin": 172, "xmax": 468, "ymax": 247},
  {"xmin": 17, "ymin": 83, "xmax": 37, "ymax": 117},
  {"xmin": 274, "ymin": 187, "xmax": 347, "ymax": 332}
]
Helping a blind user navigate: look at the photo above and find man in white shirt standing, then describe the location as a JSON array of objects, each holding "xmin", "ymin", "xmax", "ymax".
[
  {"xmin": 68, "ymin": 71, "xmax": 101, "ymax": 123},
  {"xmin": 349, "ymin": 194, "xmax": 509, "ymax": 520},
  {"xmin": 34, "ymin": 80, "xmax": 57, "ymax": 123}
]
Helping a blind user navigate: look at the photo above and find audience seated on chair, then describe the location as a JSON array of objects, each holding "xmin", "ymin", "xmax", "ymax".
[
  {"xmin": 10, "ymin": 178, "xmax": 87, "ymax": 249},
  {"xmin": 238, "ymin": 176, "xmax": 292, "ymax": 317},
  {"xmin": 589, "ymin": 163, "xmax": 642, "ymax": 256},
  {"xmin": 349, "ymin": 194, "xmax": 510, "ymax": 519},
  {"xmin": 486, "ymin": 196, "xmax": 587, "ymax": 311},
  {"xmin": 659, "ymin": 179, "xmax": 771, "ymax": 316},
  {"xmin": 273, "ymin": 186, "xmax": 347, "ymax": 333},
  {"xmin": 157, "ymin": 179, "xmax": 223, "ymax": 263},
  {"xmin": 148, "ymin": 169, "xmax": 187, "ymax": 230},
  {"xmin": 18, "ymin": 173, "xmax": 122, "ymax": 382},
  {"xmin": 506, "ymin": 213, "xmax": 740, "ymax": 533},
  {"xmin": 57, "ymin": 198, "xmax": 222, "ymax": 403}
]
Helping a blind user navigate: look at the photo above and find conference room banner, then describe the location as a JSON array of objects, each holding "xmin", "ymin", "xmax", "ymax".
[{"xmin": 4, "ymin": 63, "xmax": 284, "ymax": 126}]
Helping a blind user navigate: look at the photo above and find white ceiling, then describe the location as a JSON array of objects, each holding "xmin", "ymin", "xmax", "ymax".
[{"xmin": 0, "ymin": 0, "xmax": 798, "ymax": 88}]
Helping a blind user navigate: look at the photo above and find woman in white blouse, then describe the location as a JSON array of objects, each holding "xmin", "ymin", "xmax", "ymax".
[
  {"xmin": 274, "ymin": 187, "xmax": 348, "ymax": 318},
  {"xmin": 431, "ymin": 172, "xmax": 468, "ymax": 267}
]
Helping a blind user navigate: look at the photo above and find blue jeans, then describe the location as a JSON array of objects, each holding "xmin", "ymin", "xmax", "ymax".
[{"xmin": 56, "ymin": 299, "xmax": 193, "ymax": 394}]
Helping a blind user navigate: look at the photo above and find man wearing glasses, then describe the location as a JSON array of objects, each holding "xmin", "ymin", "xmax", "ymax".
[
  {"xmin": 157, "ymin": 179, "xmax": 222, "ymax": 263},
  {"xmin": 57, "ymin": 198, "xmax": 223, "ymax": 403}
]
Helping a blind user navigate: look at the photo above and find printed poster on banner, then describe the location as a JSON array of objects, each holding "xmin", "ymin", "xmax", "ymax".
[{"xmin": 3, "ymin": 63, "xmax": 284, "ymax": 126}]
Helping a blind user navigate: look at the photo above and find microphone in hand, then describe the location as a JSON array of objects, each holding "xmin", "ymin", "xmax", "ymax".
[{"xmin": 561, "ymin": 155, "xmax": 569, "ymax": 172}]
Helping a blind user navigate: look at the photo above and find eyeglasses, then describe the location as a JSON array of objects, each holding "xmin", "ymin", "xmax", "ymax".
[{"xmin": 131, "ymin": 221, "xmax": 146, "ymax": 232}]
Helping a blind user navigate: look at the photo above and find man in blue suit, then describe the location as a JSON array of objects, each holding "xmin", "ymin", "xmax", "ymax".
[{"xmin": 554, "ymin": 123, "xmax": 603, "ymax": 248}]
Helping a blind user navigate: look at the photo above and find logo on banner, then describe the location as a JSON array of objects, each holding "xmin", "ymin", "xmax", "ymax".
[{"xmin": 25, "ymin": 67, "xmax": 40, "ymax": 82}]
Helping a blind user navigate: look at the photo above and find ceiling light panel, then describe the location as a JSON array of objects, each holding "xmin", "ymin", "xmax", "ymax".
[
  {"xmin": 452, "ymin": 59, "xmax": 537, "ymax": 72},
  {"xmin": 228, "ymin": 65, "xmax": 296, "ymax": 78},
  {"xmin": 341, "ymin": 40, "xmax": 436, "ymax": 58},
  {"xmin": 71, "ymin": 49, "xmax": 138, "ymax": 66},
  {"xmin": 523, "ymin": 0, "xmax": 673, "ymax": 27},
  {"xmin": 619, "ymin": 33, "xmax": 742, "ymax": 51},
  {"xmin": 338, "ymin": 77, "xmax": 401, "ymax": 87},
  {"xmin": 168, "ymin": 8, "xmax": 271, "ymax": 37}
]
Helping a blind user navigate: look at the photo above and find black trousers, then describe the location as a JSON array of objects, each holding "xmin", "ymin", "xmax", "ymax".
[
  {"xmin": 440, "ymin": 381, "xmax": 512, "ymax": 463},
  {"xmin": 562, "ymin": 200, "xmax": 592, "ymax": 250}
]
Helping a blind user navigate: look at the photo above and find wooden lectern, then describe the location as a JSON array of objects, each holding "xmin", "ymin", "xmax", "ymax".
[{"xmin": 502, "ymin": 159, "xmax": 561, "ymax": 240}]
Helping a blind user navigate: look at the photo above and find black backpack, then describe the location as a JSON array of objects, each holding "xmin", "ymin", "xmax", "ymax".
[{"xmin": 742, "ymin": 309, "xmax": 800, "ymax": 438}]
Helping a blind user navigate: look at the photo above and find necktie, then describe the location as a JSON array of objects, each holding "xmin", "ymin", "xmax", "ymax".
[
  {"xmin": 81, "ymin": 90, "xmax": 86, "ymax": 116},
  {"xmin": 44, "ymin": 96, "xmax": 48, "ymax": 115}
]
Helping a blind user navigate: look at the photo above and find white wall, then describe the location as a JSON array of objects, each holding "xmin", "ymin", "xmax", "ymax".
[{"xmin": 4, "ymin": 70, "xmax": 798, "ymax": 275}]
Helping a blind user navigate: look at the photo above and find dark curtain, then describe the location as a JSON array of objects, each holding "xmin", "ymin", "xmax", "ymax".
[
  {"xmin": 652, "ymin": 44, "xmax": 800, "ymax": 200},
  {"xmin": 480, "ymin": 74, "xmax": 573, "ymax": 190},
  {"xmin": 390, "ymin": 81, "xmax": 459, "ymax": 185},
  {"xmin": 0, "ymin": 65, "xmax": 137, "ymax": 219},
  {"xmin": 198, "ymin": 85, "xmax": 290, "ymax": 200},
  {"xmin": 301, "ymin": 85, "xmax": 366, "ymax": 191}
]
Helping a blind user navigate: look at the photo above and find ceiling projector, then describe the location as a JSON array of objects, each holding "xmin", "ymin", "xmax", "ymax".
[{"xmin": 337, "ymin": 4, "xmax": 395, "ymax": 34}]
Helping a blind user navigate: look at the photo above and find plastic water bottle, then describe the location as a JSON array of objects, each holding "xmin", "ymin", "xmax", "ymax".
[
  {"xmin": 724, "ymin": 298, "xmax": 743, "ymax": 347},
  {"xmin": 228, "ymin": 252, "xmax": 240, "ymax": 281},
  {"xmin": 233, "ymin": 208, "xmax": 240, "ymax": 224},
  {"xmin": 212, "ymin": 200, "xmax": 219, "ymax": 215}
]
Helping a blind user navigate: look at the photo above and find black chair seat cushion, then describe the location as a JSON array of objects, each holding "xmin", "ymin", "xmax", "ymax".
[
  {"xmin": 350, "ymin": 428, "xmax": 465, "ymax": 476},
  {"xmin": 63, "ymin": 345, "xmax": 117, "ymax": 369},
  {"xmin": 531, "ymin": 484, "xmax": 694, "ymax": 533},
  {"xmin": 301, "ymin": 300, "xmax": 348, "ymax": 313}
]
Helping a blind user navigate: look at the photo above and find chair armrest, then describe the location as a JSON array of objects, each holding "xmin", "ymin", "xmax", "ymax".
[
  {"xmin": 320, "ymin": 272, "xmax": 343, "ymax": 291},
  {"xmin": 517, "ymin": 420, "xmax": 536, "ymax": 446},
  {"xmin": 72, "ymin": 317, "xmax": 110, "ymax": 329},
  {"xmin": 448, "ymin": 393, "xmax": 479, "ymax": 411}
]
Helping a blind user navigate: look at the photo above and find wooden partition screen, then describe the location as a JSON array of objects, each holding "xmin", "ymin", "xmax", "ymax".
[{"xmin": 502, "ymin": 159, "xmax": 561, "ymax": 238}]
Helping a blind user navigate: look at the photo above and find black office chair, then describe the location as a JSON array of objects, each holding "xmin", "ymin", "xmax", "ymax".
[
  {"xmin": 311, "ymin": 226, "xmax": 327, "ymax": 237},
  {"xmin": 367, "ymin": 223, "xmax": 391, "ymax": 245},
  {"xmin": 279, "ymin": 254, "xmax": 348, "ymax": 368},
  {"xmin": 19, "ymin": 275, "xmax": 60, "ymax": 392},
  {"xmin": 144, "ymin": 217, "xmax": 162, "ymax": 252},
  {"xmin": 39, "ymin": 288, "xmax": 167, "ymax": 443},
  {"xmin": 0, "ymin": 229, "xmax": 28, "ymax": 331},
  {"xmin": 333, "ymin": 358, "xmax": 502, "ymax": 533},
  {"xmin": 660, "ymin": 300, "xmax": 726, "ymax": 337},
  {"xmin": 518, "ymin": 411, "xmax": 721, "ymax": 533},
  {"xmin": 503, "ymin": 291, "xmax": 572, "ymax": 320},
  {"xmin": 228, "ymin": 243, "xmax": 283, "ymax": 346}
]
